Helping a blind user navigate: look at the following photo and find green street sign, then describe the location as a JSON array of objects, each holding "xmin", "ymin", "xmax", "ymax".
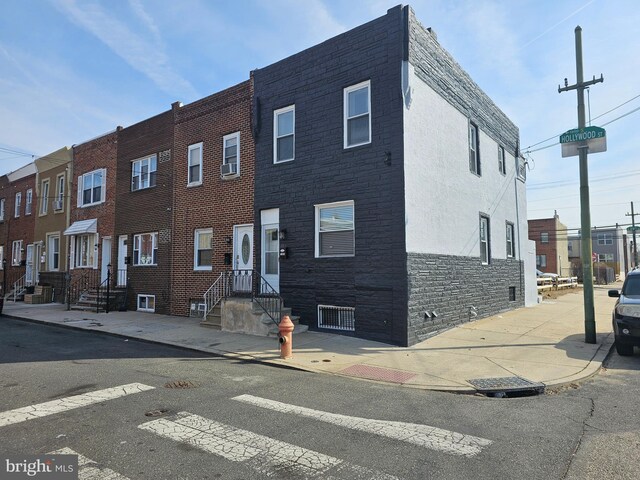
[
  {"xmin": 560, "ymin": 126, "xmax": 607, "ymax": 157},
  {"xmin": 628, "ymin": 226, "xmax": 640, "ymax": 232}
]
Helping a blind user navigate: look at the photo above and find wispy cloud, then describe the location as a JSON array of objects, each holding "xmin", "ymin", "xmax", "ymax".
[{"xmin": 54, "ymin": 0, "xmax": 197, "ymax": 100}]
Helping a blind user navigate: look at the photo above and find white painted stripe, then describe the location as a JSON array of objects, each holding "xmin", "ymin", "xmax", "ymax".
[
  {"xmin": 233, "ymin": 394, "xmax": 492, "ymax": 457},
  {"xmin": 139, "ymin": 412, "xmax": 398, "ymax": 479},
  {"xmin": 0, "ymin": 383, "xmax": 155, "ymax": 428},
  {"xmin": 49, "ymin": 448, "xmax": 130, "ymax": 480}
]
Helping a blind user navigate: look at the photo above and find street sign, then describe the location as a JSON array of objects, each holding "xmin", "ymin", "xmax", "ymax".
[
  {"xmin": 592, "ymin": 252, "xmax": 597, "ymax": 263},
  {"xmin": 628, "ymin": 226, "xmax": 640, "ymax": 232},
  {"xmin": 560, "ymin": 126, "xmax": 606, "ymax": 158}
]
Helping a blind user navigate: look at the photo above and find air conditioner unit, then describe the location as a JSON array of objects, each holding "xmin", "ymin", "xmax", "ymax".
[
  {"xmin": 53, "ymin": 199, "xmax": 63, "ymax": 210},
  {"xmin": 220, "ymin": 162, "xmax": 238, "ymax": 177}
]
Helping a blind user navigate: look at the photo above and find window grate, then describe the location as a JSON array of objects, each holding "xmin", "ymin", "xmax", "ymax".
[{"xmin": 318, "ymin": 305, "xmax": 355, "ymax": 331}]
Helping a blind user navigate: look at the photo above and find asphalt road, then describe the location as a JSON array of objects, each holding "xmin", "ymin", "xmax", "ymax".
[{"xmin": 0, "ymin": 317, "xmax": 636, "ymax": 479}]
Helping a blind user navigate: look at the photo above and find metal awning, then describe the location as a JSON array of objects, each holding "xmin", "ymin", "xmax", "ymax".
[{"xmin": 63, "ymin": 219, "xmax": 97, "ymax": 236}]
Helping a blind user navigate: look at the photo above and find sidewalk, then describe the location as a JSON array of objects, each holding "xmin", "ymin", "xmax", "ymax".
[{"xmin": 1, "ymin": 285, "xmax": 617, "ymax": 393}]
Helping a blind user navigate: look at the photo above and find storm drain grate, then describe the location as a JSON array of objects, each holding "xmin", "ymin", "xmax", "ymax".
[
  {"xmin": 340, "ymin": 365, "xmax": 417, "ymax": 384},
  {"xmin": 164, "ymin": 380, "xmax": 198, "ymax": 389},
  {"xmin": 467, "ymin": 376, "xmax": 545, "ymax": 397}
]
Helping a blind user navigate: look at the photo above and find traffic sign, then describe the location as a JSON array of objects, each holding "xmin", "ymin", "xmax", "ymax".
[
  {"xmin": 628, "ymin": 226, "xmax": 640, "ymax": 232},
  {"xmin": 592, "ymin": 252, "xmax": 597, "ymax": 263},
  {"xmin": 560, "ymin": 126, "xmax": 606, "ymax": 157}
]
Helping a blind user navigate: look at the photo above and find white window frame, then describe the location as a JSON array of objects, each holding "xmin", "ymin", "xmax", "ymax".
[
  {"xmin": 133, "ymin": 232, "xmax": 158, "ymax": 266},
  {"xmin": 222, "ymin": 132, "xmax": 240, "ymax": 177},
  {"xmin": 0, "ymin": 198, "xmax": 5, "ymax": 221},
  {"xmin": 597, "ymin": 233, "xmax": 613, "ymax": 245},
  {"xmin": 78, "ymin": 169, "xmax": 106, "ymax": 207},
  {"xmin": 131, "ymin": 154, "xmax": 157, "ymax": 191},
  {"xmin": 480, "ymin": 215, "xmax": 490, "ymax": 265},
  {"xmin": 12, "ymin": 240, "xmax": 23, "ymax": 266},
  {"xmin": 537, "ymin": 254, "xmax": 547, "ymax": 268},
  {"xmin": 0, "ymin": 245, "xmax": 3, "ymax": 269},
  {"xmin": 315, "ymin": 200, "xmax": 355, "ymax": 258},
  {"xmin": 273, "ymin": 105, "xmax": 295, "ymax": 163},
  {"xmin": 75, "ymin": 234, "xmax": 97, "ymax": 269},
  {"xmin": 188, "ymin": 143, "xmax": 203, "ymax": 186},
  {"xmin": 506, "ymin": 222, "xmax": 515, "ymax": 258},
  {"xmin": 541, "ymin": 232, "xmax": 549, "ymax": 244},
  {"xmin": 40, "ymin": 180, "xmax": 50, "ymax": 215},
  {"xmin": 56, "ymin": 173, "xmax": 65, "ymax": 208},
  {"xmin": 137, "ymin": 294, "xmax": 156, "ymax": 313},
  {"xmin": 25, "ymin": 189, "xmax": 32, "ymax": 215},
  {"xmin": 498, "ymin": 145, "xmax": 506, "ymax": 175},
  {"xmin": 469, "ymin": 122, "xmax": 480, "ymax": 175},
  {"xmin": 47, "ymin": 234, "xmax": 60, "ymax": 271},
  {"xmin": 15, "ymin": 192, "xmax": 21, "ymax": 218},
  {"xmin": 343, "ymin": 80, "xmax": 371, "ymax": 149},
  {"xmin": 194, "ymin": 228, "xmax": 213, "ymax": 271}
]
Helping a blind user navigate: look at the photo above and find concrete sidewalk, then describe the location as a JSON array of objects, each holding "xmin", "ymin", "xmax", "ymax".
[{"xmin": 1, "ymin": 285, "xmax": 617, "ymax": 393}]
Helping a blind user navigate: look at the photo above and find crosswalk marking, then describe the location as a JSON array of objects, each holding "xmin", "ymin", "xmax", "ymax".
[
  {"xmin": 139, "ymin": 412, "xmax": 399, "ymax": 479},
  {"xmin": 48, "ymin": 448, "xmax": 130, "ymax": 480},
  {"xmin": 233, "ymin": 394, "xmax": 492, "ymax": 458},
  {"xmin": 0, "ymin": 383, "xmax": 155, "ymax": 428}
]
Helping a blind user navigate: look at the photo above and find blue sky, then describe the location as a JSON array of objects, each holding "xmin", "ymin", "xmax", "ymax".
[{"xmin": 1, "ymin": 0, "xmax": 638, "ymax": 231}]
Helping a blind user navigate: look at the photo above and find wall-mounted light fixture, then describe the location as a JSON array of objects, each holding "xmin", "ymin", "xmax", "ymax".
[
  {"xmin": 225, "ymin": 236, "xmax": 232, "ymax": 245},
  {"xmin": 279, "ymin": 229, "xmax": 287, "ymax": 241}
]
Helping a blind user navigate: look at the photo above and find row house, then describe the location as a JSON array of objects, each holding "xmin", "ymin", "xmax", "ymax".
[
  {"xmin": 528, "ymin": 212, "xmax": 570, "ymax": 275},
  {"xmin": 0, "ymin": 174, "xmax": 9, "ymax": 291}
]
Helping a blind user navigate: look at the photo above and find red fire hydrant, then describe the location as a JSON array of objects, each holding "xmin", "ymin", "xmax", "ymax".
[{"xmin": 278, "ymin": 315, "xmax": 295, "ymax": 359}]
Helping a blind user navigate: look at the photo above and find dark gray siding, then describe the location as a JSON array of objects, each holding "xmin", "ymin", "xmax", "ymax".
[{"xmin": 253, "ymin": 6, "xmax": 409, "ymax": 345}]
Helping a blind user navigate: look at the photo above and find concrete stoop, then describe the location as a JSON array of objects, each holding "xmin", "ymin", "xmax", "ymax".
[{"xmin": 200, "ymin": 297, "xmax": 307, "ymax": 336}]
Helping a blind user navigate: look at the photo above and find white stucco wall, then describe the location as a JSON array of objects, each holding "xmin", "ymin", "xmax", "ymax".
[
  {"xmin": 524, "ymin": 239, "xmax": 539, "ymax": 306},
  {"xmin": 403, "ymin": 62, "xmax": 528, "ymax": 265}
]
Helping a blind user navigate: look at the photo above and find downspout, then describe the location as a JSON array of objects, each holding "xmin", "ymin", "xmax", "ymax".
[{"xmin": 514, "ymin": 146, "xmax": 524, "ymax": 299}]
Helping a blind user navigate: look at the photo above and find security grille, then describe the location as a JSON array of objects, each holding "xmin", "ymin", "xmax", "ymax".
[{"xmin": 318, "ymin": 305, "xmax": 355, "ymax": 331}]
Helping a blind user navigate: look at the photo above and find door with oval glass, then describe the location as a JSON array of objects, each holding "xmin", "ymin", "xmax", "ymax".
[{"xmin": 233, "ymin": 224, "xmax": 253, "ymax": 293}]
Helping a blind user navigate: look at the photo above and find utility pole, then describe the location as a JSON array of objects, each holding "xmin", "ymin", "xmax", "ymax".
[
  {"xmin": 558, "ymin": 26, "xmax": 603, "ymax": 344},
  {"xmin": 627, "ymin": 202, "xmax": 639, "ymax": 268}
]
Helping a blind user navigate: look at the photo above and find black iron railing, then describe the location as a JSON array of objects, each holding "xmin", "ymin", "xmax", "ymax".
[{"xmin": 65, "ymin": 269, "xmax": 100, "ymax": 310}]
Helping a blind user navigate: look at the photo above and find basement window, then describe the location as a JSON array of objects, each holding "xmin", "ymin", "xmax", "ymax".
[
  {"xmin": 137, "ymin": 294, "xmax": 156, "ymax": 313},
  {"xmin": 318, "ymin": 305, "xmax": 355, "ymax": 331}
]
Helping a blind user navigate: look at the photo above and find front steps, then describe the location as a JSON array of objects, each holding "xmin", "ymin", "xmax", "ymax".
[{"xmin": 70, "ymin": 288, "xmax": 126, "ymax": 312}]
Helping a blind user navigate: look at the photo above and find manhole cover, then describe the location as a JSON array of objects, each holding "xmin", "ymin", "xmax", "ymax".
[
  {"xmin": 467, "ymin": 376, "xmax": 545, "ymax": 396},
  {"xmin": 164, "ymin": 380, "xmax": 198, "ymax": 389},
  {"xmin": 145, "ymin": 409, "xmax": 169, "ymax": 417},
  {"xmin": 340, "ymin": 365, "xmax": 416, "ymax": 384}
]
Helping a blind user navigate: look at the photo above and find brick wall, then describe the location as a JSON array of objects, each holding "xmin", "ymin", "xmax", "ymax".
[
  {"xmin": 115, "ymin": 111, "xmax": 173, "ymax": 314},
  {"xmin": 171, "ymin": 80, "xmax": 255, "ymax": 316},
  {"xmin": 2, "ymin": 173, "xmax": 35, "ymax": 287}
]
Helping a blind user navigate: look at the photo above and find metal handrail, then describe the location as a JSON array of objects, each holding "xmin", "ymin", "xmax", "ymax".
[
  {"xmin": 10, "ymin": 274, "xmax": 27, "ymax": 302},
  {"xmin": 203, "ymin": 272, "xmax": 226, "ymax": 319},
  {"xmin": 66, "ymin": 269, "xmax": 100, "ymax": 310},
  {"xmin": 251, "ymin": 270, "xmax": 282, "ymax": 327}
]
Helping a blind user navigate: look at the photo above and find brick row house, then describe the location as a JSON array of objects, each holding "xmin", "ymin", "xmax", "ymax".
[{"xmin": 3, "ymin": 5, "xmax": 531, "ymax": 347}]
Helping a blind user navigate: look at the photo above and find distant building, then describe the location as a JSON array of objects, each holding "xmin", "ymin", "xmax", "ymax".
[
  {"xmin": 568, "ymin": 226, "xmax": 628, "ymax": 279},
  {"xmin": 528, "ymin": 212, "xmax": 569, "ymax": 275}
]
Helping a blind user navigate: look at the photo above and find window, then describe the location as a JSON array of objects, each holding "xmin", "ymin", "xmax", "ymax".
[
  {"xmin": 137, "ymin": 294, "xmax": 156, "ymax": 312},
  {"xmin": 479, "ymin": 215, "xmax": 490, "ymax": 264},
  {"xmin": 78, "ymin": 169, "xmax": 105, "ymax": 207},
  {"xmin": 469, "ymin": 122, "xmax": 480, "ymax": 175},
  {"xmin": 56, "ymin": 174, "xmax": 65, "ymax": 208},
  {"xmin": 132, "ymin": 155, "xmax": 157, "ymax": 191},
  {"xmin": 568, "ymin": 243, "xmax": 573, "ymax": 253},
  {"xmin": 12, "ymin": 240, "xmax": 23, "ymax": 266},
  {"xmin": 0, "ymin": 246, "xmax": 3, "ymax": 269},
  {"xmin": 498, "ymin": 146, "xmax": 506, "ymax": 175},
  {"xmin": 222, "ymin": 132, "xmax": 240, "ymax": 176},
  {"xmin": 318, "ymin": 305, "xmax": 355, "ymax": 331},
  {"xmin": 48, "ymin": 235, "xmax": 60, "ymax": 271},
  {"xmin": 598, "ymin": 253, "xmax": 614, "ymax": 262},
  {"xmin": 15, "ymin": 192, "xmax": 21, "ymax": 218},
  {"xmin": 40, "ymin": 180, "xmax": 49, "ymax": 215},
  {"xmin": 274, "ymin": 105, "xmax": 295, "ymax": 163},
  {"xmin": 344, "ymin": 81, "xmax": 371, "ymax": 148},
  {"xmin": 75, "ymin": 234, "xmax": 96, "ymax": 268},
  {"xmin": 133, "ymin": 232, "xmax": 158, "ymax": 266},
  {"xmin": 541, "ymin": 232, "xmax": 549, "ymax": 244},
  {"xmin": 597, "ymin": 233, "xmax": 613, "ymax": 245},
  {"xmin": 506, "ymin": 222, "xmax": 515, "ymax": 258},
  {"xmin": 536, "ymin": 254, "xmax": 547, "ymax": 268},
  {"xmin": 188, "ymin": 143, "xmax": 203, "ymax": 185},
  {"xmin": 194, "ymin": 228, "xmax": 213, "ymax": 270},
  {"xmin": 0, "ymin": 198, "xmax": 4, "ymax": 221},
  {"xmin": 25, "ymin": 189, "xmax": 32, "ymax": 215},
  {"xmin": 315, "ymin": 201, "xmax": 355, "ymax": 257}
]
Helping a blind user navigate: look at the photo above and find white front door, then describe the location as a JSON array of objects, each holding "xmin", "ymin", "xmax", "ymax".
[
  {"xmin": 25, "ymin": 244, "xmax": 34, "ymax": 285},
  {"xmin": 101, "ymin": 237, "xmax": 112, "ymax": 284},
  {"xmin": 261, "ymin": 209, "xmax": 279, "ymax": 293},
  {"xmin": 233, "ymin": 224, "xmax": 253, "ymax": 293},
  {"xmin": 117, "ymin": 235, "xmax": 127, "ymax": 287}
]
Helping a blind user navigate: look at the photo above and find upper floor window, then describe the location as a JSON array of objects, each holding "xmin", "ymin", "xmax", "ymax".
[
  {"xmin": 12, "ymin": 240, "xmax": 23, "ymax": 266},
  {"xmin": 480, "ymin": 215, "xmax": 490, "ymax": 264},
  {"xmin": 133, "ymin": 232, "xmax": 158, "ymax": 266},
  {"xmin": 132, "ymin": 155, "xmax": 157, "ymax": 191},
  {"xmin": 597, "ymin": 233, "xmax": 613, "ymax": 245},
  {"xmin": 25, "ymin": 189, "xmax": 32, "ymax": 215},
  {"xmin": 274, "ymin": 105, "xmax": 295, "ymax": 163},
  {"xmin": 221, "ymin": 133, "xmax": 240, "ymax": 177},
  {"xmin": 469, "ymin": 122, "xmax": 480, "ymax": 175},
  {"xmin": 78, "ymin": 169, "xmax": 105, "ymax": 207},
  {"xmin": 194, "ymin": 228, "xmax": 213, "ymax": 270},
  {"xmin": 315, "ymin": 201, "xmax": 355, "ymax": 258},
  {"xmin": 14, "ymin": 192, "xmax": 21, "ymax": 218},
  {"xmin": 344, "ymin": 81, "xmax": 371, "ymax": 148},
  {"xmin": 40, "ymin": 180, "xmax": 49, "ymax": 215},
  {"xmin": 55, "ymin": 174, "xmax": 65, "ymax": 211},
  {"xmin": 498, "ymin": 146, "xmax": 506, "ymax": 175},
  {"xmin": 541, "ymin": 232, "xmax": 549, "ymax": 244},
  {"xmin": 506, "ymin": 222, "xmax": 515, "ymax": 258},
  {"xmin": 188, "ymin": 143, "xmax": 203, "ymax": 186},
  {"xmin": 0, "ymin": 198, "xmax": 4, "ymax": 221}
]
